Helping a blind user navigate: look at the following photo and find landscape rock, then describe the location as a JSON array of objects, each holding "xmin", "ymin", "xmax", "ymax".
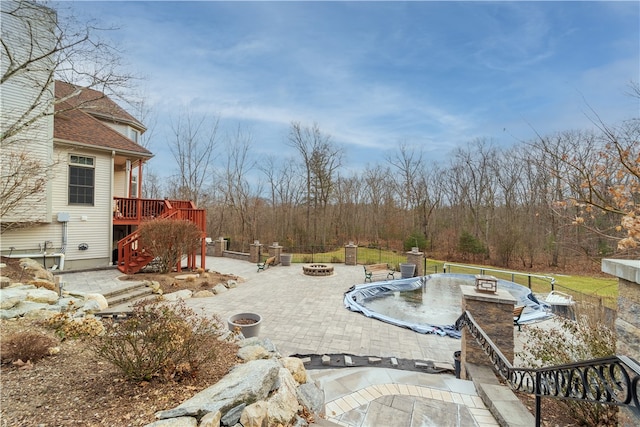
[
  {"xmin": 79, "ymin": 299, "xmax": 102, "ymax": 314},
  {"xmin": 199, "ymin": 410, "xmax": 221, "ymax": 427},
  {"xmin": 27, "ymin": 279, "xmax": 55, "ymax": 290},
  {"xmin": 220, "ymin": 403, "xmax": 245, "ymax": 426},
  {"xmin": 237, "ymin": 345, "xmax": 270, "ymax": 361},
  {"xmin": 226, "ymin": 280, "xmax": 238, "ymax": 288},
  {"xmin": 0, "ymin": 276, "xmax": 11, "ymax": 288},
  {"xmin": 297, "ymin": 382, "xmax": 325, "ymax": 417},
  {"xmin": 162, "ymin": 289, "xmax": 192, "ymax": 301},
  {"xmin": 281, "ymin": 357, "xmax": 307, "ymax": 384},
  {"xmin": 0, "ymin": 288, "xmax": 27, "ymax": 309},
  {"xmin": 0, "ymin": 301, "xmax": 57, "ymax": 319},
  {"xmin": 26, "ymin": 288, "xmax": 59, "ymax": 304},
  {"xmin": 85, "ymin": 293, "xmax": 108, "ymax": 310},
  {"xmin": 240, "ymin": 401, "xmax": 268, "ymax": 427},
  {"xmin": 193, "ymin": 290, "xmax": 214, "ymax": 298},
  {"xmin": 19, "ymin": 258, "xmax": 54, "ymax": 282},
  {"xmin": 212, "ymin": 284, "xmax": 228, "ymax": 295},
  {"xmin": 265, "ymin": 368, "xmax": 299, "ymax": 425},
  {"xmin": 144, "ymin": 416, "xmax": 198, "ymax": 427},
  {"xmin": 155, "ymin": 358, "xmax": 281, "ymax": 420}
]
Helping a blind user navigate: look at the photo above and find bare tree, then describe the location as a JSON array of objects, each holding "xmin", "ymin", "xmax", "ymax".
[
  {"xmin": 1, "ymin": 0, "xmax": 135, "ymax": 232},
  {"xmin": 2, "ymin": 0, "xmax": 135, "ymax": 142},
  {"xmin": 287, "ymin": 122, "xmax": 343, "ymax": 247},
  {"xmin": 218, "ymin": 124, "xmax": 263, "ymax": 251},
  {"xmin": 167, "ymin": 112, "xmax": 219, "ymax": 206}
]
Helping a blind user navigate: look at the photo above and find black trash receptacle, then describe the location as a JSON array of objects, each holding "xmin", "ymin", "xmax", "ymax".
[{"xmin": 454, "ymin": 351, "xmax": 461, "ymax": 379}]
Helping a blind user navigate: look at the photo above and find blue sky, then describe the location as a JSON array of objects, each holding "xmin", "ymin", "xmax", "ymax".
[{"xmin": 66, "ymin": 1, "xmax": 639, "ymax": 177}]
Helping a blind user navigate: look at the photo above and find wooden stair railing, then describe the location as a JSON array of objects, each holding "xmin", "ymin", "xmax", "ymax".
[{"xmin": 116, "ymin": 201, "xmax": 206, "ymax": 275}]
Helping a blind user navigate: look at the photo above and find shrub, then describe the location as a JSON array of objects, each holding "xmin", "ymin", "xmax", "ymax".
[
  {"xmin": 1, "ymin": 331, "xmax": 58, "ymax": 364},
  {"xmin": 44, "ymin": 301, "xmax": 105, "ymax": 339},
  {"xmin": 90, "ymin": 298, "xmax": 224, "ymax": 382},
  {"xmin": 138, "ymin": 219, "xmax": 203, "ymax": 273},
  {"xmin": 518, "ymin": 306, "xmax": 617, "ymax": 426}
]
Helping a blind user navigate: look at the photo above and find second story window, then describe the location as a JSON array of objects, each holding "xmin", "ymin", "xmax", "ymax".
[
  {"xmin": 129, "ymin": 128, "xmax": 139, "ymax": 143},
  {"xmin": 69, "ymin": 155, "xmax": 94, "ymax": 205}
]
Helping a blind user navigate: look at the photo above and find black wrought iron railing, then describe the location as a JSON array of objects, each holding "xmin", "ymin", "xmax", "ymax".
[{"xmin": 455, "ymin": 310, "xmax": 640, "ymax": 426}]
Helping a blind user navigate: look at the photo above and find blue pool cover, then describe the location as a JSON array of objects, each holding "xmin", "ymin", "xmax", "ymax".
[{"xmin": 343, "ymin": 273, "xmax": 551, "ymax": 339}]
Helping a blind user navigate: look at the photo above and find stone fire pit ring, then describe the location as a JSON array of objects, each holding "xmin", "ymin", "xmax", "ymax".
[{"xmin": 302, "ymin": 263, "xmax": 334, "ymax": 276}]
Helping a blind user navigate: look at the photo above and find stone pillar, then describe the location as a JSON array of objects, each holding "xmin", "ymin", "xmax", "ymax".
[
  {"xmin": 268, "ymin": 242, "xmax": 283, "ymax": 264},
  {"xmin": 405, "ymin": 248, "xmax": 424, "ymax": 277},
  {"xmin": 601, "ymin": 259, "xmax": 639, "ymax": 427},
  {"xmin": 345, "ymin": 242, "xmax": 357, "ymax": 266},
  {"xmin": 249, "ymin": 240, "xmax": 262, "ymax": 263},
  {"xmin": 213, "ymin": 237, "xmax": 227, "ymax": 257},
  {"xmin": 460, "ymin": 286, "xmax": 516, "ymax": 380}
]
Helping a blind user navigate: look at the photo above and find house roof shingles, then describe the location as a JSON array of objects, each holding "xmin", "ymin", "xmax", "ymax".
[{"xmin": 53, "ymin": 81, "xmax": 152, "ymax": 158}]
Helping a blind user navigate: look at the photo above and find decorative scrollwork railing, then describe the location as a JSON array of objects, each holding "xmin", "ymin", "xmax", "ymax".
[{"xmin": 455, "ymin": 310, "xmax": 640, "ymax": 423}]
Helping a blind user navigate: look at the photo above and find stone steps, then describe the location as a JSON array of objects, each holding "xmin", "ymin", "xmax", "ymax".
[{"xmin": 102, "ymin": 282, "xmax": 153, "ymax": 308}]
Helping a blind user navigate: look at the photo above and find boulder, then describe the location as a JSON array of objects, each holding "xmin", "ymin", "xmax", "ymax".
[
  {"xmin": 0, "ymin": 276, "xmax": 11, "ymax": 288},
  {"xmin": 26, "ymin": 288, "xmax": 59, "ymax": 304},
  {"xmin": 212, "ymin": 284, "xmax": 227, "ymax": 295},
  {"xmin": 220, "ymin": 403, "xmax": 245, "ymax": 426},
  {"xmin": 0, "ymin": 301, "xmax": 58, "ymax": 319},
  {"xmin": 162, "ymin": 290, "xmax": 192, "ymax": 301},
  {"xmin": 226, "ymin": 280, "xmax": 238, "ymax": 288},
  {"xmin": 144, "ymin": 416, "xmax": 197, "ymax": 427},
  {"xmin": 199, "ymin": 410, "xmax": 221, "ymax": 427},
  {"xmin": 193, "ymin": 290, "xmax": 214, "ymax": 298},
  {"xmin": 265, "ymin": 368, "xmax": 300, "ymax": 425},
  {"xmin": 155, "ymin": 358, "xmax": 280, "ymax": 420},
  {"xmin": 0, "ymin": 288, "xmax": 27, "ymax": 309},
  {"xmin": 85, "ymin": 293, "xmax": 108, "ymax": 310},
  {"xmin": 281, "ymin": 357, "xmax": 307, "ymax": 384},
  {"xmin": 80, "ymin": 299, "xmax": 103, "ymax": 314},
  {"xmin": 27, "ymin": 279, "xmax": 55, "ymax": 291},
  {"xmin": 237, "ymin": 345, "xmax": 270, "ymax": 362},
  {"xmin": 240, "ymin": 401, "xmax": 268, "ymax": 427},
  {"xmin": 19, "ymin": 258, "xmax": 54, "ymax": 282},
  {"xmin": 297, "ymin": 382, "xmax": 325, "ymax": 418}
]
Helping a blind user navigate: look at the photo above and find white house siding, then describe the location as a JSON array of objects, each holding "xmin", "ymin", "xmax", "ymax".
[
  {"xmin": 113, "ymin": 169, "xmax": 128, "ymax": 198},
  {"xmin": 3, "ymin": 145, "xmax": 114, "ymax": 269},
  {"xmin": 51, "ymin": 145, "xmax": 113, "ymax": 269},
  {"xmin": 1, "ymin": 1, "xmax": 56, "ymax": 224}
]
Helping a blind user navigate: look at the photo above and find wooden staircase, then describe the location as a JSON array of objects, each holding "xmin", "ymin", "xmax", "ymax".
[{"xmin": 115, "ymin": 198, "xmax": 206, "ymax": 275}]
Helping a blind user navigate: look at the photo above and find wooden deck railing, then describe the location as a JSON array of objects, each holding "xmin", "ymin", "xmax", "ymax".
[{"xmin": 114, "ymin": 197, "xmax": 206, "ymax": 274}]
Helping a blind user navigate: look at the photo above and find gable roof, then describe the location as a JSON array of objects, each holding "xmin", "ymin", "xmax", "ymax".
[
  {"xmin": 55, "ymin": 81, "xmax": 146, "ymax": 132},
  {"xmin": 53, "ymin": 82, "xmax": 152, "ymax": 158}
]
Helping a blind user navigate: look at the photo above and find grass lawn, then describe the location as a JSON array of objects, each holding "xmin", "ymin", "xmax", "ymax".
[{"xmin": 288, "ymin": 248, "xmax": 618, "ymax": 306}]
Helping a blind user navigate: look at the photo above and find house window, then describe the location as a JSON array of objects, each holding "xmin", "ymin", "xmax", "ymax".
[
  {"xmin": 69, "ymin": 155, "xmax": 94, "ymax": 205},
  {"xmin": 130, "ymin": 174, "xmax": 138, "ymax": 198},
  {"xmin": 129, "ymin": 128, "xmax": 139, "ymax": 143}
]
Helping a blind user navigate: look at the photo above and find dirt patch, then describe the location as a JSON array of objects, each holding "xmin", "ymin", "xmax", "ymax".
[
  {"xmin": 120, "ymin": 269, "xmax": 241, "ymax": 295},
  {"xmin": 0, "ymin": 318, "xmax": 240, "ymax": 426}
]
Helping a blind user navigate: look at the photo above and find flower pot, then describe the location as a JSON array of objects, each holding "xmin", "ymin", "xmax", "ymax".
[
  {"xmin": 227, "ymin": 312, "xmax": 262, "ymax": 338},
  {"xmin": 400, "ymin": 263, "xmax": 416, "ymax": 279},
  {"xmin": 280, "ymin": 253, "xmax": 292, "ymax": 266}
]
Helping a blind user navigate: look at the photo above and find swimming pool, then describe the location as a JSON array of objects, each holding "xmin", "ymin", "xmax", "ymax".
[{"xmin": 343, "ymin": 273, "xmax": 551, "ymax": 338}]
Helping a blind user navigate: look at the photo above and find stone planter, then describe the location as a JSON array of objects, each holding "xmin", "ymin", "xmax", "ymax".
[
  {"xmin": 280, "ymin": 253, "xmax": 292, "ymax": 266},
  {"xmin": 227, "ymin": 312, "xmax": 262, "ymax": 338},
  {"xmin": 400, "ymin": 263, "xmax": 416, "ymax": 279}
]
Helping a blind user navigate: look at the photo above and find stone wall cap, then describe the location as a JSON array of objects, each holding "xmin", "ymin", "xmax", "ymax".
[
  {"xmin": 460, "ymin": 286, "xmax": 516, "ymax": 304},
  {"xmin": 602, "ymin": 259, "xmax": 640, "ymax": 284}
]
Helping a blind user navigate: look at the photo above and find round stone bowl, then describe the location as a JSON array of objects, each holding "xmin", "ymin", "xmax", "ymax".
[{"xmin": 227, "ymin": 312, "xmax": 262, "ymax": 338}]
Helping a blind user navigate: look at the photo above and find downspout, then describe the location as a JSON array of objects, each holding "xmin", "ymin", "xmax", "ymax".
[{"xmin": 109, "ymin": 151, "xmax": 115, "ymax": 265}]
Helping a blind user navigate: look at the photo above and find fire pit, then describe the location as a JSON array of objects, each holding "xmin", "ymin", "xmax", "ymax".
[{"xmin": 302, "ymin": 264, "xmax": 334, "ymax": 276}]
